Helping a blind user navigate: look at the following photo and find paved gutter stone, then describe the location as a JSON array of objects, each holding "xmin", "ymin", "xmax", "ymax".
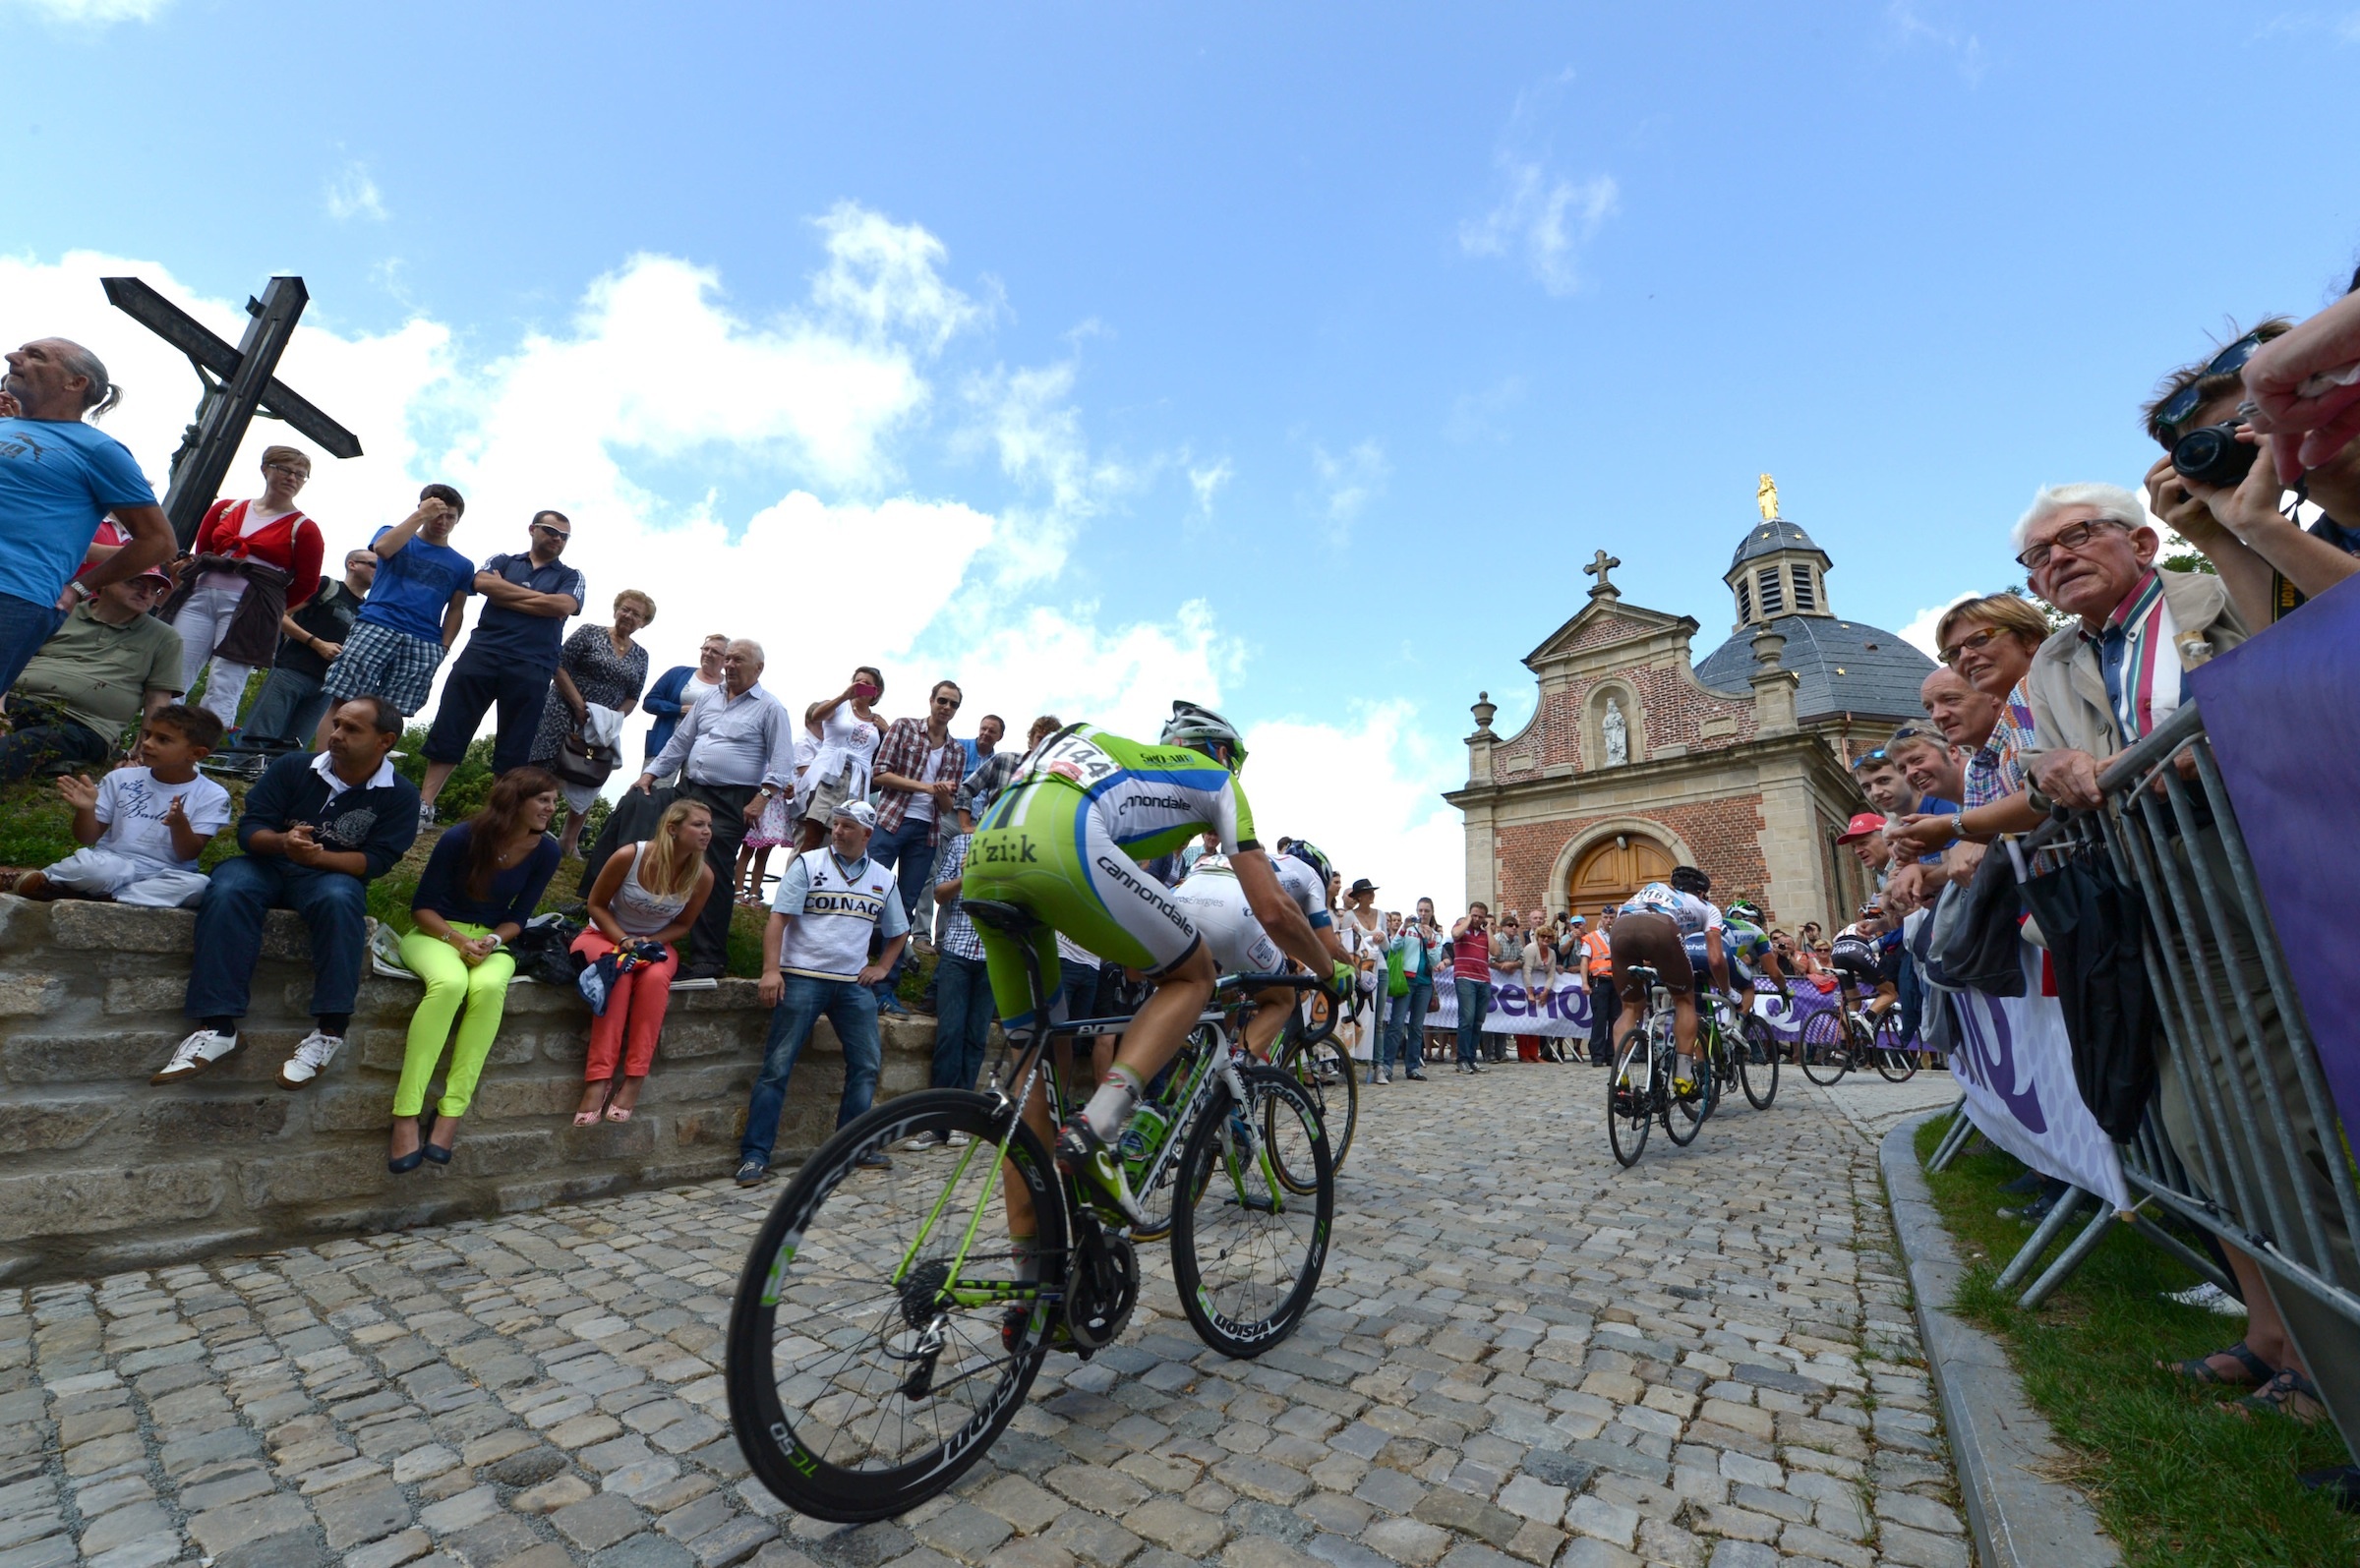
[{"xmin": 1879, "ymin": 1110, "xmax": 2120, "ymax": 1568}]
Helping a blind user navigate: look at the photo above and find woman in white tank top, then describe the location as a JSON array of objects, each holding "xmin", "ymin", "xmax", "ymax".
[
  {"xmin": 569, "ymin": 799, "xmax": 718, "ymax": 1124},
  {"xmin": 797, "ymin": 665, "xmax": 887, "ymax": 850}
]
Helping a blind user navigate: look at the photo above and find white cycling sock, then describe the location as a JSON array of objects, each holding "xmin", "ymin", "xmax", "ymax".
[
  {"xmin": 1011, "ymin": 1234, "xmax": 1038, "ymax": 1284},
  {"xmin": 1082, "ymin": 1065, "xmax": 1145, "ymax": 1141}
]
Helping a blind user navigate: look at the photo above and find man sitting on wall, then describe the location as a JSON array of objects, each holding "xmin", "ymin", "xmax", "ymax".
[{"xmin": 152, "ymin": 695, "xmax": 421, "ymax": 1092}]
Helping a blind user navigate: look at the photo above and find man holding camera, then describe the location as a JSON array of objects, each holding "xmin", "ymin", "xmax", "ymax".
[{"xmin": 2141, "ymin": 318, "xmax": 2360, "ymax": 634}]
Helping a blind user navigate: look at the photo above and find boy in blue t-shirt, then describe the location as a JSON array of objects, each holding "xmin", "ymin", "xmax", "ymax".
[{"xmin": 316, "ymin": 485, "xmax": 474, "ymax": 736}]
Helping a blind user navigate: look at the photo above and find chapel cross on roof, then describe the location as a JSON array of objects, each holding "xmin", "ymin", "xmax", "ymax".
[{"xmin": 1583, "ymin": 549, "xmax": 1622, "ymax": 600}]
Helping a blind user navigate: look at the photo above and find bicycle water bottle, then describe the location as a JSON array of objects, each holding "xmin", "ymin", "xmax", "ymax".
[{"xmin": 1120, "ymin": 1105, "xmax": 1168, "ymax": 1183}]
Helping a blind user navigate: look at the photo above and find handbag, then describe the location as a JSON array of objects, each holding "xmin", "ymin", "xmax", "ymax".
[{"xmin": 553, "ymin": 726, "xmax": 617, "ymax": 787}]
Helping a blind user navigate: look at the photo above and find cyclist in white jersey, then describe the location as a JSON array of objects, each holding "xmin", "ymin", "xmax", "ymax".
[
  {"xmin": 1607, "ymin": 864, "xmax": 1729, "ymax": 1097},
  {"xmin": 1170, "ymin": 837, "xmax": 1353, "ymax": 1061}
]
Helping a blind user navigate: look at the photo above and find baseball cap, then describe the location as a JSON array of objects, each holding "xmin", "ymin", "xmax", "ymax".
[
  {"xmin": 1835, "ymin": 812, "xmax": 1887, "ymax": 844},
  {"xmin": 832, "ymin": 799, "xmax": 878, "ymax": 830},
  {"xmin": 128, "ymin": 564, "xmax": 174, "ymax": 587},
  {"xmin": 1571, "ymin": 914, "xmax": 1587, "ymax": 926}
]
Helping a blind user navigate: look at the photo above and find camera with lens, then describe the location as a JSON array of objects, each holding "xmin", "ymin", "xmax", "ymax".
[{"xmin": 2171, "ymin": 421, "xmax": 2260, "ymax": 488}]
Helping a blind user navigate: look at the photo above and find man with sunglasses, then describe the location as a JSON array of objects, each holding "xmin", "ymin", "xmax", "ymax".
[
  {"xmin": 2013, "ymin": 483, "xmax": 2247, "ymax": 815},
  {"xmin": 2141, "ymin": 319, "xmax": 2360, "ymax": 633},
  {"xmin": 417, "ymin": 509, "xmax": 586, "ymax": 824}
]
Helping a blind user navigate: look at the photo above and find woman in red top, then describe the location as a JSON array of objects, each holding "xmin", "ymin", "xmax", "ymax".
[{"xmin": 168, "ymin": 445, "xmax": 324, "ymax": 731}]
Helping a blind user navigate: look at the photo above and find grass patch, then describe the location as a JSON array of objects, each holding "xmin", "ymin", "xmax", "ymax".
[{"xmin": 1912, "ymin": 1116, "xmax": 2360, "ymax": 1566}]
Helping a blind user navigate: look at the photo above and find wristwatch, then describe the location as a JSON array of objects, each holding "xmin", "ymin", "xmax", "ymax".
[{"xmin": 1951, "ymin": 812, "xmax": 1967, "ymax": 840}]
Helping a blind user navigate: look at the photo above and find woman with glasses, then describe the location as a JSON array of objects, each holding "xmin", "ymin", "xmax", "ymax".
[
  {"xmin": 1887, "ymin": 593, "xmax": 2054, "ymax": 861},
  {"xmin": 166, "ymin": 445, "xmax": 325, "ymax": 733},
  {"xmin": 529, "ymin": 590, "xmax": 654, "ymax": 859}
]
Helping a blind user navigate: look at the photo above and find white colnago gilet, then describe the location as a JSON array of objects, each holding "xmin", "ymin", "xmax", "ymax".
[{"xmin": 776, "ymin": 848, "xmax": 897, "ymax": 981}]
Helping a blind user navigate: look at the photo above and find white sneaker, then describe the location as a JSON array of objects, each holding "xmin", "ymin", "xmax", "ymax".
[
  {"xmin": 2163, "ymin": 1281, "xmax": 2248, "ymax": 1316},
  {"xmin": 896, "ymin": 1134, "xmax": 940, "ymax": 1152},
  {"xmin": 151, "ymin": 1028, "xmax": 240, "ymax": 1085},
  {"xmin": 1375, "ymin": 1072, "xmax": 1390, "ymax": 1084},
  {"xmin": 277, "ymin": 1031, "xmax": 344, "ymax": 1089},
  {"xmin": 945, "ymin": 1132, "xmax": 971, "ymax": 1148}
]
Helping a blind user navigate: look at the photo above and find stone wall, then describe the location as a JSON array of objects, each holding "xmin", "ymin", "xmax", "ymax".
[{"xmin": 0, "ymin": 897, "xmax": 935, "ymax": 1284}]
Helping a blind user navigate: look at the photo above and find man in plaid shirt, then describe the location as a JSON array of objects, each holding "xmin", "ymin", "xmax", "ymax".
[
  {"xmin": 866, "ymin": 681, "xmax": 969, "ymax": 1011},
  {"xmin": 900, "ymin": 827, "xmax": 996, "ymax": 1150}
]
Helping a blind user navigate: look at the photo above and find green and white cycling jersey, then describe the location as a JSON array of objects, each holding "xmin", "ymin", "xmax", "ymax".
[
  {"xmin": 1170, "ymin": 850, "xmax": 1330, "ymax": 975},
  {"xmin": 966, "ymin": 724, "xmax": 1263, "ymax": 1025}
]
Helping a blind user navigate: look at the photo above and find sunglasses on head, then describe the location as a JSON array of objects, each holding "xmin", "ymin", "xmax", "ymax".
[
  {"xmin": 1851, "ymin": 748, "xmax": 1886, "ymax": 769},
  {"xmin": 2154, "ymin": 330, "xmax": 2267, "ymax": 443}
]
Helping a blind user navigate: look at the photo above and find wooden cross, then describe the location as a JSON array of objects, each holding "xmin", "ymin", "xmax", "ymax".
[
  {"xmin": 1582, "ymin": 549, "xmax": 1622, "ymax": 597},
  {"xmin": 101, "ymin": 274, "xmax": 363, "ymax": 548}
]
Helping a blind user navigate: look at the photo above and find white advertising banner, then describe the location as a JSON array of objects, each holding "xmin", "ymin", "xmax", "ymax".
[
  {"xmin": 1948, "ymin": 938, "xmax": 2130, "ymax": 1210},
  {"xmin": 1425, "ymin": 968, "xmax": 1595, "ymax": 1037}
]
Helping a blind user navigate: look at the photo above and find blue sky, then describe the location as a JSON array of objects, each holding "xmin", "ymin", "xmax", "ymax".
[{"xmin": 7, "ymin": 1, "xmax": 2358, "ymax": 903}]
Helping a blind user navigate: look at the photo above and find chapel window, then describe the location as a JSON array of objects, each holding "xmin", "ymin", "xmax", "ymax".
[
  {"xmin": 1756, "ymin": 566, "xmax": 1785, "ymax": 616},
  {"xmin": 1791, "ymin": 564, "xmax": 1816, "ymax": 611},
  {"xmin": 1737, "ymin": 579, "xmax": 1753, "ymax": 623}
]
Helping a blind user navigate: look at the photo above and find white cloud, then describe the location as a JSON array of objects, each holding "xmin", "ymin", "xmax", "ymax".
[
  {"xmin": 325, "ymin": 163, "xmax": 387, "ymax": 223},
  {"xmin": 2, "ymin": 0, "xmax": 166, "ymax": 21},
  {"xmin": 1445, "ymin": 376, "xmax": 1526, "ymax": 445},
  {"xmin": 808, "ymin": 202, "xmax": 981, "ymax": 353},
  {"xmin": 1188, "ymin": 458, "xmax": 1233, "ymax": 517},
  {"xmin": 959, "ymin": 356, "xmax": 1133, "ymax": 585},
  {"xmin": 1886, "ymin": 1, "xmax": 1987, "ymax": 84},
  {"xmin": 1460, "ymin": 159, "xmax": 1618, "ymax": 297},
  {"xmin": 1311, "ymin": 439, "xmax": 1388, "ymax": 541},
  {"xmin": 1244, "ymin": 702, "xmax": 1466, "ymax": 912},
  {"xmin": 1896, "ymin": 593, "xmax": 1977, "ymax": 658}
]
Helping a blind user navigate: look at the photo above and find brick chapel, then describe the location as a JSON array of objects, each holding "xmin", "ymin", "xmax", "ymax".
[{"xmin": 1445, "ymin": 485, "xmax": 1936, "ymax": 932}]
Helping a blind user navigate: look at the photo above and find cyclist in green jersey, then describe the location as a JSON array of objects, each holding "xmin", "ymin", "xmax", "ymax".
[{"xmin": 964, "ymin": 703, "xmax": 1340, "ymax": 1235}]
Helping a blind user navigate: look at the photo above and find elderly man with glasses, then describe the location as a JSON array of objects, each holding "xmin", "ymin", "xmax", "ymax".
[
  {"xmin": 2012, "ymin": 483, "xmax": 2247, "ymax": 811},
  {"xmin": 418, "ymin": 508, "xmax": 586, "ymax": 825}
]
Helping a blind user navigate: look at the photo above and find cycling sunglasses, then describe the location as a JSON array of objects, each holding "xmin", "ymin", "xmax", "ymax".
[{"xmin": 2153, "ymin": 330, "xmax": 2266, "ymax": 443}]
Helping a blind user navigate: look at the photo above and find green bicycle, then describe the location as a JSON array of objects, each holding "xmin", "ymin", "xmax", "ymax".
[{"xmin": 725, "ymin": 900, "xmax": 1336, "ymax": 1523}]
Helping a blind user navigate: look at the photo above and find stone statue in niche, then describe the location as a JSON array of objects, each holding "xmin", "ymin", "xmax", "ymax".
[{"xmin": 1603, "ymin": 698, "xmax": 1628, "ymax": 766}]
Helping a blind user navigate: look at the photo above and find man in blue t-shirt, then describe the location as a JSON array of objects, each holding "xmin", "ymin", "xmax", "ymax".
[
  {"xmin": 0, "ymin": 338, "xmax": 176, "ymax": 699},
  {"xmin": 417, "ymin": 509, "xmax": 585, "ymax": 818},
  {"xmin": 316, "ymin": 486, "xmax": 476, "ymax": 745}
]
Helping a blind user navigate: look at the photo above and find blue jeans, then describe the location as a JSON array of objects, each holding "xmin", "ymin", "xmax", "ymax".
[
  {"xmin": 0, "ymin": 592, "xmax": 65, "ymax": 702},
  {"xmin": 931, "ymin": 953, "xmax": 995, "ymax": 1092},
  {"xmin": 1454, "ymin": 978, "xmax": 1491, "ymax": 1067},
  {"xmin": 864, "ymin": 814, "xmax": 937, "ymax": 999},
  {"xmin": 238, "ymin": 667, "xmax": 329, "ymax": 750},
  {"xmin": 185, "ymin": 855, "xmax": 369, "ymax": 1020},
  {"xmin": 1381, "ymin": 981, "xmax": 1430, "ymax": 1074},
  {"xmin": 740, "ymin": 975, "xmax": 883, "ymax": 1165}
]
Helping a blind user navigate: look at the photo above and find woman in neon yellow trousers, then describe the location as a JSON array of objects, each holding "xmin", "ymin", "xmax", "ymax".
[{"xmin": 387, "ymin": 768, "xmax": 562, "ymax": 1172}]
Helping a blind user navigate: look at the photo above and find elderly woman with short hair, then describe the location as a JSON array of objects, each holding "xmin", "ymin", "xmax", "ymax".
[
  {"xmin": 531, "ymin": 590, "xmax": 654, "ymax": 858},
  {"xmin": 169, "ymin": 444, "xmax": 326, "ymax": 732},
  {"xmin": 1887, "ymin": 591, "xmax": 2055, "ymax": 859}
]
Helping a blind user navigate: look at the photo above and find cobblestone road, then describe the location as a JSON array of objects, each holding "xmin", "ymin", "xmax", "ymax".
[{"xmin": 0, "ymin": 1063, "xmax": 1966, "ymax": 1568}]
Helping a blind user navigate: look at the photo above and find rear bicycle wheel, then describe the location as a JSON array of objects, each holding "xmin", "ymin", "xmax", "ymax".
[
  {"xmin": 726, "ymin": 1091, "xmax": 1061, "ymax": 1524},
  {"xmin": 1661, "ymin": 1019, "xmax": 1707, "ymax": 1147},
  {"xmin": 1800, "ymin": 1007, "xmax": 1852, "ymax": 1085},
  {"xmin": 1172, "ymin": 1066, "xmax": 1331, "ymax": 1358},
  {"xmin": 1872, "ymin": 1014, "xmax": 1919, "ymax": 1081},
  {"xmin": 1607, "ymin": 1032, "xmax": 1652, "ymax": 1167},
  {"xmin": 1738, "ymin": 1014, "xmax": 1780, "ymax": 1109},
  {"xmin": 1274, "ymin": 1030, "xmax": 1357, "ymax": 1179}
]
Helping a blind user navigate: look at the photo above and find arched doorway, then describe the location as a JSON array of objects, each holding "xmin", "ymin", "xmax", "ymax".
[{"xmin": 1567, "ymin": 832, "xmax": 1674, "ymax": 914}]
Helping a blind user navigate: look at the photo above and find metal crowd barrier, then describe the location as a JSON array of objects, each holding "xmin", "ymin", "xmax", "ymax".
[{"xmin": 2015, "ymin": 699, "xmax": 2360, "ymax": 1457}]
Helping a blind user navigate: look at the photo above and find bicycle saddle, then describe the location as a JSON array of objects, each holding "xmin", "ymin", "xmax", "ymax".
[{"xmin": 960, "ymin": 899, "xmax": 1042, "ymax": 936}]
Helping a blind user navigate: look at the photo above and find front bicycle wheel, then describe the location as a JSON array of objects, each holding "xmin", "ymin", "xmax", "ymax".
[
  {"xmin": 1800, "ymin": 1007, "xmax": 1852, "ymax": 1085},
  {"xmin": 726, "ymin": 1091, "xmax": 1062, "ymax": 1524},
  {"xmin": 1661, "ymin": 1021, "xmax": 1707, "ymax": 1147},
  {"xmin": 1607, "ymin": 1032, "xmax": 1652, "ymax": 1168},
  {"xmin": 1274, "ymin": 1031, "xmax": 1357, "ymax": 1180},
  {"xmin": 1872, "ymin": 1014, "xmax": 1919, "ymax": 1082},
  {"xmin": 1172, "ymin": 1066, "xmax": 1331, "ymax": 1358},
  {"xmin": 1738, "ymin": 1014, "xmax": 1780, "ymax": 1109}
]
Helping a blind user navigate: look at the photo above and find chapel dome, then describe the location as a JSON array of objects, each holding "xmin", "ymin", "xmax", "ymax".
[
  {"xmin": 1729, "ymin": 518, "xmax": 1827, "ymax": 571},
  {"xmin": 1694, "ymin": 614, "xmax": 1934, "ymax": 725}
]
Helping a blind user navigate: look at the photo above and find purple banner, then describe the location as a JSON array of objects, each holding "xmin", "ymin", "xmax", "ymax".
[{"xmin": 2190, "ymin": 572, "xmax": 2360, "ymax": 1143}]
